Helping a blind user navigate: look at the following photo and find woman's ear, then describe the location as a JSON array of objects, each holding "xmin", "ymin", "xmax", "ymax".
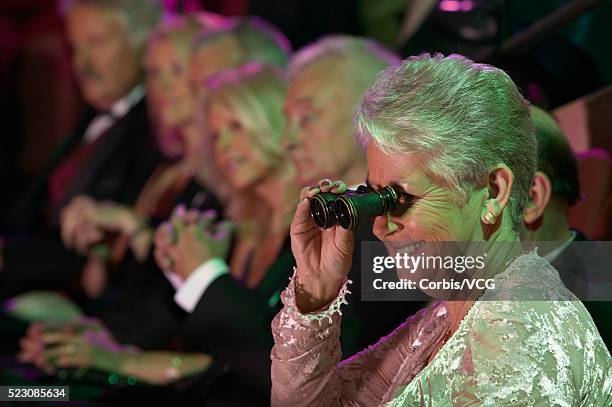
[
  {"xmin": 523, "ymin": 171, "xmax": 552, "ymax": 225},
  {"xmin": 481, "ymin": 164, "xmax": 514, "ymax": 224}
]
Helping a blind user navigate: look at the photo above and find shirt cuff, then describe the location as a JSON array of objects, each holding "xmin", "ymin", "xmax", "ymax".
[
  {"xmin": 162, "ymin": 269, "xmax": 184, "ymax": 291},
  {"xmin": 174, "ymin": 258, "xmax": 230, "ymax": 313}
]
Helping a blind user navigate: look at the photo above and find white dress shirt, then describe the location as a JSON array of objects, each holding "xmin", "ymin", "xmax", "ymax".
[
  {"xmin": 82, "ymin": 85, "xmax": 145, "ymax": 144},
  {"xmin": 171, "ymin": 258, "xmax": 230, "ymax": 313},
  {"xmin": 543, "ymin": 230, "xmax": 577, "ymax": 263}
]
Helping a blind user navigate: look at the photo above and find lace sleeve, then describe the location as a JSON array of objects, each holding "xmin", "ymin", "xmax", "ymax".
[
  {"xmin": 271, "ymin": 268, "xmax": 451, "ymax": 407},
  {"xmin": 270, "ymin": 269, "xmax": 350, "ymax": 406}
]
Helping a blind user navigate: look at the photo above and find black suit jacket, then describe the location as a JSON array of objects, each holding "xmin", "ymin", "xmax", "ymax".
[
  {"xmin": 0, "ymin": 97, "xmax": 163, "ymax": 299},
  {"xmin": 175, "ymin": 224, "xmax": 419, "ymax": 405},
  {"xmin": 552, "ymin": 230, "xmax": 612, "ymax": 351},
  {"xmin": 97, "ymin": 179, "xmax": 224, "ymax": 350},
  {"xmin": 176, "ymin": 238, "xmax": 294, "ymax": 406},
  {"xmin": 3, "ymin": 97, "xmax": 162, "ymax": 233}
]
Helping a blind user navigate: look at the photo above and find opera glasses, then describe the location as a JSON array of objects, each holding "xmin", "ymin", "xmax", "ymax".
[{"xmin": 310, "ymin": 185, "xmax": 399, "ymax": 230}]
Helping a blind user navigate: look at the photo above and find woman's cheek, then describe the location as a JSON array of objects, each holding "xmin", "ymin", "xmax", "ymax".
[{"xmin": 403, "ymin": 203, "xmax": 458, "ymax": 241}]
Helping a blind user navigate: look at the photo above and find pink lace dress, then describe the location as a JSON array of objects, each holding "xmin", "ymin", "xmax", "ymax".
[{"xmin": 271, "ymin": 251, "xmax": 611, "ymax": 406}]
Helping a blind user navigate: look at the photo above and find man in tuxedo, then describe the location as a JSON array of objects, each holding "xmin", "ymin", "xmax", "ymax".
[
  {"xmin": 521, "ymin": 106, "xmax": 611, "ymax": 349},
  {"xmin": 0, "ymin": 0, "xmax": 163, "ymax": 299}
]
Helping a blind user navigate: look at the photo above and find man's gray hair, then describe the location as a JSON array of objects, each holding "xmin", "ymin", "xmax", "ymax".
[
  {"xmin": 193, "ymin": 16, "xmax": 291, "ymax": 68},
  {"xmin": 61, "ymin": 0, "xmax": 163, "ymax": 46},
  {"xmin": 355, "ymin": 53, "xmax": 536, "ymax": 230},
  {"xmin": 288, "ymin": 35, "xmax": 400, "ymax": 98}
]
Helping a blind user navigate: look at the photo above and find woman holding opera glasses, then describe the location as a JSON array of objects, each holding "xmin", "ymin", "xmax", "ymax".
[{"xmin": 271, "ymin": 54, "xmax": 611, "ymax": 405}]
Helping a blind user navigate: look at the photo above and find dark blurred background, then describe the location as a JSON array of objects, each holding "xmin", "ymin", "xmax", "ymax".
[{"xmin": 1, "ymin": 0, "xmax": 611, "ymax": 236}]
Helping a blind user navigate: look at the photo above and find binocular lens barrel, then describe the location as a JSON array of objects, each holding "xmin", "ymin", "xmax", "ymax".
[
  {"xmin": 310, "ymin": 193, "xmax": 337, "ymax": 229},
  {"xmin": 309, "ymin": 186, "xmax": 398, "ymax": 230}
]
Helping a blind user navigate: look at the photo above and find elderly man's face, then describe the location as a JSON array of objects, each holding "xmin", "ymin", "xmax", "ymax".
[
  {"xmin": 144, "ymin": 37, "xmax": 193, "ymax": 158},
  {"xmin": 66, "ymin": 5, "xmax": 141, "ymax": 110},
  {"xmin": 283, "ymin": 58, "xmax": 358, "ymax": 186}
]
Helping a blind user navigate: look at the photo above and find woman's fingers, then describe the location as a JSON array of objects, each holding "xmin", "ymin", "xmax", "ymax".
[
  {"xmin": 171, "ymin": 204, "xmax": 187, "ymax": 223},
  {"xmin": 299, "ymin": 186, "xmax": 320, "ymax": 201},
  {"xmin": 184, "ymin": 208, "xmax": 202, "ymax": 225},
  {"xmin": 291, "ymin": 196, "xmax": 318, "ymax": 236},
  {"xmin": 318, "ymin": 178, "xmax": 334, "ymax": 192},
  {"xmin": 212, "ymin": 220, "xmax": 234, "ymax": 240},
  {"xmin": 197, "ymin": 210, "xmax": 218, "ymax": 231},
  {"xmin": 331, "ymin": 180, "xmax": 348, "ymax": 194}
]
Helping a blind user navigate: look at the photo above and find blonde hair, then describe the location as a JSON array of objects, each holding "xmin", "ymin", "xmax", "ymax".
[{"xmin": 204, "ymin": 63, "xmax": 287, "ymax": 162}]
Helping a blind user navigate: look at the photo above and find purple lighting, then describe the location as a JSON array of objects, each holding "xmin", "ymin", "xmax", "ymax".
[
  {"xmin": 461, "ymin": 0, "xmax": 475, "ymax": 11},
  {"xmin": 439, "ymin": 0, "xmax": 475, "ymax": 12}
]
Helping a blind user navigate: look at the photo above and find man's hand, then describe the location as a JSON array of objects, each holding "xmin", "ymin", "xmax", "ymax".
[
  {"xmin": 60, "ymin": 195, "xmax": 142, "ymax": 254},
  {"xmin": 154, "ymin": 205, "xmax": 233, "ymax": 281}
]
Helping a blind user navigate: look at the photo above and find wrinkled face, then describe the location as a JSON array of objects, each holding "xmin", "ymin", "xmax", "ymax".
[
  {"xmin": 367, "ymin": 143, "xmax": 484, "ymax": 275},
  {"xmin": 66, "ymin": 5, "xmax": 141, "ymax": 110},
  {"xmin": 144, "ymin": 37, "xmax": 193, "ymax": 158},
  {"xmin": 188, "ymin": 35, "xmax": 243, "ymax": 94},
  {"xmin": 283, "ymin": 59, "xmax": 357, "ymax": 186},
  {"xmin": 209, "ymin": 102, "xmax": 274, "ymax": 190}
]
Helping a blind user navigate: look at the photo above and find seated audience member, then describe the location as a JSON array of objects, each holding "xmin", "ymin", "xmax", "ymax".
[
  {"xmin": 521, "ymin": 106, "xmax": 611, "ymax": 348},
  {"xmin": 59, "ymin": 14, "xmax": 226, "ymax": 302},
  {"xmin": 0, "ymin": 0, "xmax": 164, "ymax": 300},
  {"xmin": 51, "ymin": 14, "xmax": 227, "ymax": 347},
  {"xmin": 186, "ymin": 16, "xmax": 293, "ymax": 203},
  {"xmin": 20, "ymin": 64, "xmax": 297, "ymax": 406},
  {"xmin": 282, "ymin": 35, "xmax": 415, "ymax": 355},
  {"xmin": 9, "ymin": 14, "xmax": 224, "ymax": 346},
  {"xmin": 271, "ymin": 54, "xmax": 611, "ymax": 405}
]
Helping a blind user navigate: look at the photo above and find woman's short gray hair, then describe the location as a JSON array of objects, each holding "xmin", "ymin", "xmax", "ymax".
[
  {"xmin": 355, "ymin": 53, "xmax": 536, "ymax": 230},
  {"xmin": 61, "ymin": 0, "xmax": 163, "ymax": 46}
]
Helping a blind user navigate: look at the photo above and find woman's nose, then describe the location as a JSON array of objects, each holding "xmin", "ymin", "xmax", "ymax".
[
  {"xmin": 216, "ymin": 129, "xmax": 232, "ymax": 151},
  {"xmin": 373, "ymin": 213, "xmax": 402, "ymax": 239},
  {"xmin": 282, "ymin": 119, "xmax": 301, "ymax": 152}
]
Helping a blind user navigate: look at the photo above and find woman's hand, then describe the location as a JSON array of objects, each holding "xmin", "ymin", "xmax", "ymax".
[
  {"xmin": 291, "ymin": 179, "xmax": 355, "ymax": 312},
  {"xmin": 154, "ymin": 205, "xmax": 233, "ymax": 281}
]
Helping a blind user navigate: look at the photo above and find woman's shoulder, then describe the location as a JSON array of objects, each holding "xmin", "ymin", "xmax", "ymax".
[
  {"xmin": 459, "ymin": 253, "xmax": 611, "ymax": 405},
  {"xmin": 482, "ymin": 250, "xmax": 577, "ymax": 302},
  {"xmin": 473, "ymin": 251, "xmax": 603, "ymax": 348}
]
